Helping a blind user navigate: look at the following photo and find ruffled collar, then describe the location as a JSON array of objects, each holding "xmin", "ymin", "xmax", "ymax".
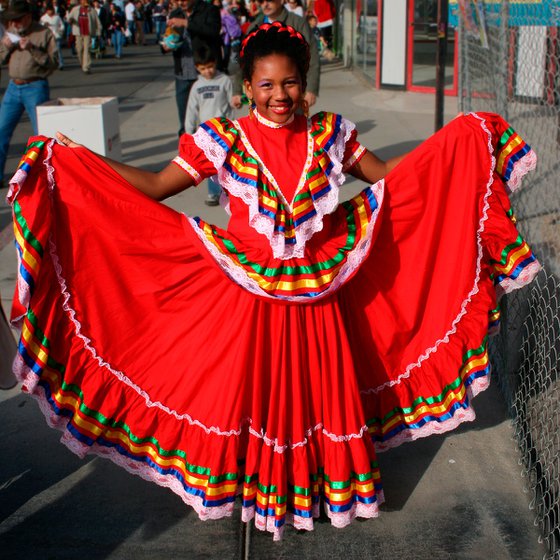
[{"xmin": 254, "ymin": 109, "xmax": 295, "ymax": 129}]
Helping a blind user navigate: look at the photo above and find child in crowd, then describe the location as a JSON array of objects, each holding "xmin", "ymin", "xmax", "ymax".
[
  {"xmin": 185, "ymin": 44, "xmax": 233, "ymax": 205},
  {"xmin": 40, "ymin": 3, "xmax": 65, "ymax": 69},
  {"xmin": 284, "ymin": 0, "xmax": 304, "ymax": 17},
  {"xmin": 307, "ymin": 13, "xmax": 334, "ymax": 60}
]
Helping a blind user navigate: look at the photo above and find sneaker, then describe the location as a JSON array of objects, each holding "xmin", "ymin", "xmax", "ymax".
[{"xmin": 205, "ymin": 194, "xmax": 220, "ymax": 206}]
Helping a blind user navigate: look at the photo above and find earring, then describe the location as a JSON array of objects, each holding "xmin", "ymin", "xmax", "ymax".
[
  {"xmin": 299, "ymin": 95, "xmax": 309, "ymax": 118},
  {"xmin": 249, "ymin": 98, "xmax": 256, "ymax": 119}
]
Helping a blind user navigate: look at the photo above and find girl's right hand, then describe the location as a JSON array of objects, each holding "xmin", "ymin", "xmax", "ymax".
[{"xmin": 56, "ymin": 132, "xmax": 82, "ymax": 149}]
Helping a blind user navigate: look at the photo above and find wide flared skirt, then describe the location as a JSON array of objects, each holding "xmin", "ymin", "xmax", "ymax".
[{"xmin": 8, "ymin": 113, "xmax": 540, "ymax": 539}]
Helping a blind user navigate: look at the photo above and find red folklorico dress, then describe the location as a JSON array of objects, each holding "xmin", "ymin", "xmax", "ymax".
[{"xmin": 8, "ymin": 110, "xmax": 540, "ymax": 539}]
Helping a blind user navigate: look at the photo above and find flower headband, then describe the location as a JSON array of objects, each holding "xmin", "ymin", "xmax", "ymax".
[{"xmin": 239, "ymin": 21, "xmax": 309, "ymax": 59}]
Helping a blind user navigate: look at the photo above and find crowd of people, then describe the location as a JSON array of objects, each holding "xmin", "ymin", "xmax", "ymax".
[
  {"xmin": 1, "ymin": 0, "xmax": 336, "ymax": 61},
  {"xmin": 0, "ymin": 0, "xmax": 336, "ymax": 191}
]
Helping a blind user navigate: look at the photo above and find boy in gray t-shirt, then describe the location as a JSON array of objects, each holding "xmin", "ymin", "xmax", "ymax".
[{"xmin": 185, "ymin": 45, "xmax": 233, "ymax": 206}]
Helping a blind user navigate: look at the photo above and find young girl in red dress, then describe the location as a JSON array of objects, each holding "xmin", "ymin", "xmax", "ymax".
[{"xmin": 9, "ymin": 22, "xmax": 539, "ymax": 540}]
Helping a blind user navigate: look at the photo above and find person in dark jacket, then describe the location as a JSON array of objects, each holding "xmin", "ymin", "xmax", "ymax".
[
  {"xmin": 107, "ymin": 1, "xmax": 125, "ymax": 58},
  {"xmin": 166, "ymin": 0, "xmax": 221, "ymax": 135},
  {"xmin": 167, "ymin": 0, "xmax": 221, "ymax": 69},
  {"xmin": 94, "ymin": 0, "xmax": 111, "ymax": 51}
]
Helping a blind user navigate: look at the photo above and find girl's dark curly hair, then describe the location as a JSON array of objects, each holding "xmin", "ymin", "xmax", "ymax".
[{"xmin": 240, "ymin": 22, "xmax": 310, "ymax": 91}]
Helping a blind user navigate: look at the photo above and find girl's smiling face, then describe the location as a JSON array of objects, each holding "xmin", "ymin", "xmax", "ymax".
[{"xmin": 244, "ymin": 53, "xmax": 303, "ymax": 124}]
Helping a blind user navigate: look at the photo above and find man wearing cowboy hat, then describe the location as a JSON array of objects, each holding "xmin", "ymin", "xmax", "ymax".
[{"xmin": 0, "ymin": 0, "xmax": 58, "ymax": 188}]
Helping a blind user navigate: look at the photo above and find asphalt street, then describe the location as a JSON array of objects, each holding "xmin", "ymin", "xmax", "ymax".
[{"xmin": 0, "ymin": 38, "xmax": 546, "ymax": 559}]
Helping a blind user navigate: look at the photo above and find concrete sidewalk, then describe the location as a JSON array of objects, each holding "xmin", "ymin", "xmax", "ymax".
[{"xmin": 0, "ymin": 63, "xmax": 544, "ymax": 559}]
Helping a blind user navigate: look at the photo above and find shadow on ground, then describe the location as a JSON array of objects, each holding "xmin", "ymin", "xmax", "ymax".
[
  {"xmin": 0, "ymin": 392, "xmax": 242, "ymax": 559},
  {"xmin": 0, "ymin": 376, "xmax": 518, "ymax": 559}
]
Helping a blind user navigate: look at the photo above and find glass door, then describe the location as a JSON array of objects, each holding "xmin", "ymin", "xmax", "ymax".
[
  {"xmin": 353, "ymin": 0, "xmax": 378, "ymax": 82},
  {"xmin": 407, "ymin": 0, "xmax": 457, "ymax": 93}
]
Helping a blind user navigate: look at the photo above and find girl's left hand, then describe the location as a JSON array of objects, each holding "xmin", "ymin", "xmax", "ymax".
[{"xmin": 56, "ymin": 132, "xmax": 82, "ymax": 149}]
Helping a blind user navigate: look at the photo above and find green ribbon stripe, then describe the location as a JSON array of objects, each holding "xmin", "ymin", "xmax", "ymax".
[
  {"xmin": 293, "ymin": 188, "xmax": 313, "ymax": 205},
  {"xmin": 27, "ymin": 313, "xmax": 237, "ymax": 482},
  {"xmin": 244, "ymin": 464, "xmax": 379, "ymax": 500},
  {"xmin": 77, "ymin": 396, "xmax": 238, "ymax": 482},
  {"xmin": 26, "ymin": 308, "xmax": 51, "ymax": 350},
  {"xmin": 320, "ymin": 469, "xmax": 376, "ymax": 489},
  {"xmin": 498, "ymin": 126, "xmax": 515, "ymax": 149},
  {"xmin": 367, "ymin": 338, "xmax": 488, "ymax": 426},
  {"xmin": 490, "ymin": 234, "xmax": 524, "ymax": 266},
  {"xmin": 14, "ymin": 201, "xmax": 44, "ymax": 258},
  {"xmin": 26, "ymin": 307, "xmax": 68, "ymax": 374},
  {"xmin": 244, "ymin": 472, "xmax": 259, "ymax": 484},
  {"xmin": 231, "ymin": 145, "xmax": 256, "ymax": 165},
  {"xmin": 310, "ymin": 117, "xmax": 324, "ymax": 138},
  {"xmin": 25, "ymin": 139, "xmax": 46, "ymax": 153},
  {"xmin": 260, "ymin": 181, "xmax": 278, "ymax": 201},
  {"xmin": 256, "ymin": 481, "xmax": 278, "ymax": 494},
  {"xmin": 306, "ymin": 165, "xmax": 323, "ymax": 181},
  {"xmin": 209, "ymin": 199, "xmax": 364, "ymax": 278},
  {"xmin": 290, "ymin": 484, "xmax": 311, "ymax": 497},
  {"xmin": 42, "ymin": 362, "xmax": 238, "ymax": 483}
]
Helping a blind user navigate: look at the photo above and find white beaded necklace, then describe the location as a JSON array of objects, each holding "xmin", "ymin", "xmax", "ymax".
[{"xmin": 254, "ymin": 108, "xmax": 295, "ymax": 129}]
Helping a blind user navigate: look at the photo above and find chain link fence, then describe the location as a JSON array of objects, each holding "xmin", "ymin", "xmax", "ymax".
[{"xmin": 455, "ymin": 1, "xmax": 560, "ymax": 558}]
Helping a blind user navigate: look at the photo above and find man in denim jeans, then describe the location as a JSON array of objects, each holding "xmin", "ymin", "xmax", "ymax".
[{"xmin": 0, "ymin": 0, "xmax": 58, "ymax": 188}]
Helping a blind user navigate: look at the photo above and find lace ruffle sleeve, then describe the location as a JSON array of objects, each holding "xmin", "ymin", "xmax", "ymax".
[
  {"xmin": 342, "ymin": 128, "xmax": 367, "ymax": 171},
  {"xmin": 310, "ymin": 112, "xmax": 367, "ymax": 172},
  {"xmin": 172, "ymin": 117, "xmax": 238, "ymax": 185}
]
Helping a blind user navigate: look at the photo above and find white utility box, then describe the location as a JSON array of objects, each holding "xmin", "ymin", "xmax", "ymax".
[{"xmin": 37, "ymin": 97, "xmax": 121, "ymax": 160}]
